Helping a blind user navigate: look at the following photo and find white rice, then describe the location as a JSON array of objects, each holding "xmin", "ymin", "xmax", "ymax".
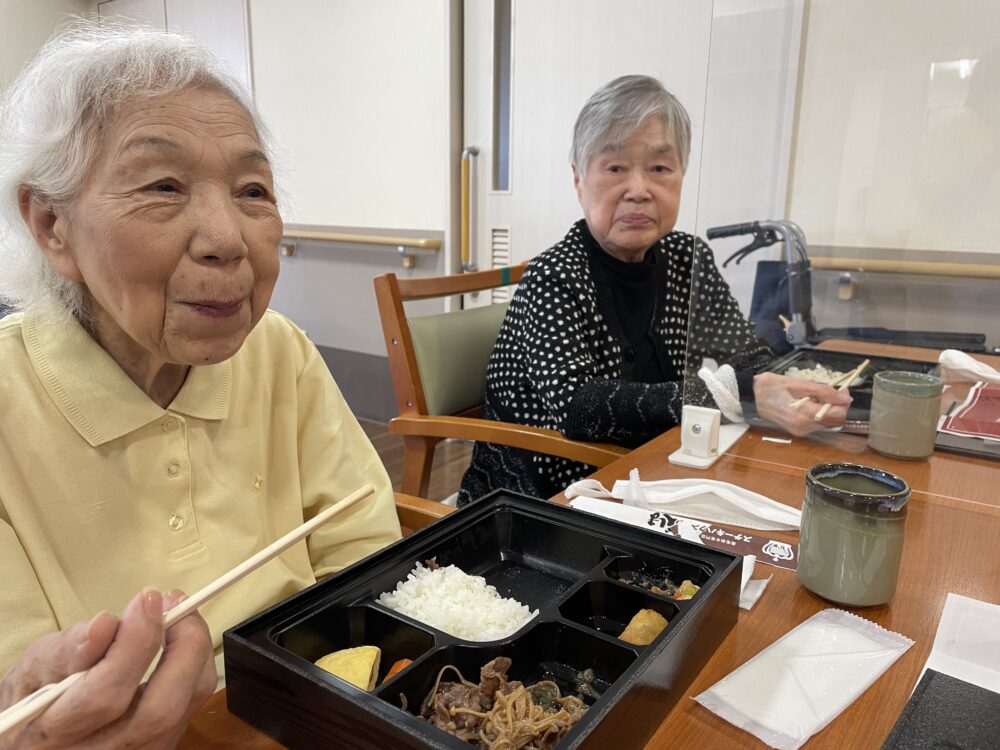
[
  {"xmin": 784, "ymin": 364, "xmax": 860, "ymax": 385},
  {"xmin": 378, "ymin": 562, "xmax": 537, "ymax": 641}
]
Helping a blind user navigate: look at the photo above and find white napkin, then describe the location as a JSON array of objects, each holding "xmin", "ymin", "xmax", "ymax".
[
  {"xmin": 565, "ymin": 469, "xmax": 801, "ymax": 531},
  {"xmin": 938, "ymin": 349, "xmax": 1000, "ymax": 384},
  {"xmin": 920, "ymin": 593, "xmax": 1000, "ymax": 694},
  {"xmin": 694, "ymin": 609, "xmax": 914, "ymax": 750}
]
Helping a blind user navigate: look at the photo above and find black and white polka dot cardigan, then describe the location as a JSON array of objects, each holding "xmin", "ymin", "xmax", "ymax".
[{"xmin": 458, "ymin": 220, "xmax": 770, "ymax": 505}]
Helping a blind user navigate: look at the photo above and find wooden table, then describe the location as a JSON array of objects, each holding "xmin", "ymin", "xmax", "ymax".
[
  {"xmin": 550, "ymin": 429, "xmax": 1000, "ymax": 748},
  {"xmin": 179, "ymin": 425, "xmax": 1000, "ymax": 749}
]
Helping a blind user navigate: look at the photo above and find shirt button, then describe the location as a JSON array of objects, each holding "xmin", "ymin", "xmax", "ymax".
[
  {"xmin": 168, "ymin": 514, "xmax": 185, "ymax": 531},
  {"xmin": 162, "ymin": 418, "xmax": 179, "ymax": 433},
  {"xmin": 166, "ymin": 460, "xmax": 181, "ymax": 477}
]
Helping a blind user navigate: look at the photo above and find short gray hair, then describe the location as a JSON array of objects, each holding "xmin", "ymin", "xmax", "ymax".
[
  {"xmin": 0, "ymin": 19, "xmax": 273, "ymax": 318},
  {"xmin": 571, "ymin": 74, "xmax": 692, "ymax": 177}
]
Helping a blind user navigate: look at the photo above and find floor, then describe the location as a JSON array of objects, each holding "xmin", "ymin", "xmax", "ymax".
[{"xmin": 359, "ymin": 419, "xmax": 473, "ymax": 501}]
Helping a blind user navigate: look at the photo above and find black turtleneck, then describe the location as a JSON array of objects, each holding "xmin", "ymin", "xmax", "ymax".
[{"xmin": 583, "ymin": 226, "xmax": 666, "ymax": 384}]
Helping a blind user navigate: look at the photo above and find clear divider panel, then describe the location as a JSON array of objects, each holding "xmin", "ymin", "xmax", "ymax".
[{"xmin": 682, "ymin": 0, "xmax": 1000, "ymax": 452}]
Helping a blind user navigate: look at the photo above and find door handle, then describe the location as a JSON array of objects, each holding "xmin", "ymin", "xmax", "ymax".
[{"xmin": 461, "ymin": 145, "xmax": 480, "ymax": 272}]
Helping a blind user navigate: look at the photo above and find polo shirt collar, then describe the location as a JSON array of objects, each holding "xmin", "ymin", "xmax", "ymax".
[{"xmin": 23, "ymin": 310, "xmax": 231, "ymax": 447}]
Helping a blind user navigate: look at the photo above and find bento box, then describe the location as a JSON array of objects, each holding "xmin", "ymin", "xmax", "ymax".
[
  {"xmin": 761, "ymin": 348, "xmax": 938, "ymax": 420},
  {"xmin": 224, "ymin": 490, "xmax": 741, "ymax": 749}
]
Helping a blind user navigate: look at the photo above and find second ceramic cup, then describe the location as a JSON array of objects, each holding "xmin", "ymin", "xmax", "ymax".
[{"xmin": 868, "ymin": 371, "xmax": 943, "ymax": 459}]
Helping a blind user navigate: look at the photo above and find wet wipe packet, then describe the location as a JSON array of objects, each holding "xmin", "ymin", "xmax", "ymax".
[{"xmin": 694, "ymin": 609, "xmax": 913, "ymax": 750}]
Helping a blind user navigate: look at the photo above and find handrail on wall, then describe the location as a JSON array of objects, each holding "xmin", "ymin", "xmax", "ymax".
[
  {"xmin": 279, "ymin": 229, "xmax": 442, "ymax": 268},
  {"xmin": 812, "ymin": 256, "xmax": 1000, "ymax": 280}
]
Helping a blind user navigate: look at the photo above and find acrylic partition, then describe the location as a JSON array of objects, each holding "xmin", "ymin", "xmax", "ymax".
[{"xmin": 681, "ymin": 0, "xmax": 1000, "ymax": 446}]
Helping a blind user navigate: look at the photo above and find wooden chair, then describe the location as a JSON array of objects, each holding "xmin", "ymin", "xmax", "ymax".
[
  {"xmin": 394, "ymin": 492, "xmax": 453, "ymax": 534},
  {"xmin": 374, "ymin": 266, "xmax": 628, "ymax": 498}
]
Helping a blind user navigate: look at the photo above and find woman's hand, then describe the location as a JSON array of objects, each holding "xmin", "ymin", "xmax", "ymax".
[
  {"xmin": 752, "ymin": 372, "xmax": 852, "ymax": 436},
  {"xmin": 0, "ymin": 589, "xmax": 216, "ymax": 750}
]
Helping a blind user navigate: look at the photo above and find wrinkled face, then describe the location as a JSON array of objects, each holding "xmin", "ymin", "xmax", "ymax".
[
  {"xmin": 573, "ymin": 118, "xmax": 683, "ymax": 262},
  {"xmin": 52, "ymin": 86, "xmax": 282, "ymax": 368}
]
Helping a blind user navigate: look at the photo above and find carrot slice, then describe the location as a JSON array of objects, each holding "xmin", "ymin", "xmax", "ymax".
[{"xmin": 383, "ymin": 658, "xmax": 412, "ymax": 683}]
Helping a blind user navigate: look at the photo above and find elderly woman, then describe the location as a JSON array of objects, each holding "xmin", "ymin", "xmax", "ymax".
[
  {"xmin": 459, "ymin": 75, "xmax": 849, "ymax": 505},
  {"xmin": 0, "ymin": 23, "xmax": 400, "ymax": 747}
]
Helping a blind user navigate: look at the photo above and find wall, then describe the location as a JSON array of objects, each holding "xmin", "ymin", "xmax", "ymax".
[
  {"xmin": 0, "ymin": 0, "xmax": 89, "ymax": 88},
  {"xmin": 94, "ymin": 0, "xmax": 251, "ymax": 101},
  {"xmin": 250, "ymin": 1, "xmax": 452, "ymax": 232},
  {"xmin": 695, "ymin": 0, "xmax": 804, "ymax": 312},
  {"xmin": 785, "ymin": 0, "xmax": 1000, "ymax": 345},
  {"xmin": 789, "ymin": 0, "xmax": 1000, "ymax": 253},
  {"xmin": 248, "ymin": 0, "xmax": 461, "ymax": 420},
  {"xmin": 249, "ymin": 0, "xmax": 459, "ymax": 370}
]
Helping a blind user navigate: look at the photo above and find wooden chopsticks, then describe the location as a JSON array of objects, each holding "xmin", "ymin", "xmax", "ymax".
[
  {"xmin": 789, "ymin": 359, "xmax": 871, "ymax": 416},
  {"xmin": 814, "ymin": 359, "xmax": 870, "ymax": 421},
  {"xmin": 0, "ymin": 483, "xmax": 375, "ymax": 738}
]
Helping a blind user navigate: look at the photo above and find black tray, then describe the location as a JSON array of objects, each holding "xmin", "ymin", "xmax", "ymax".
[
  {"xmin": 224, "ymin": 491, "xmax": 741, "ymax": 750},
  {"xmin": 760, "ymin": 348, "xmax": 938, "ymax": 421},
  {"xmin": 881, "ymin": 669, "xmax": 1000, "ymax": 749}
]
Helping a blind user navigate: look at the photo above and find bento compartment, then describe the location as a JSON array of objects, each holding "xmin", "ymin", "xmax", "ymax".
[
  {"xmin": 560, "ymin": 581, "xmax": 679, "ymax": 646},
  {"xmin": 272, "ymin": 604, "xmax": 434, "ymax": 690},
  {"xmin": 374, "ymin": 508, "xmax": 612, "ymax": 615},
  {"xmin": 605, "ymin": 552, "xmax": 712, "ymax": 602},
  {"xmin": 382, "ymin": 621, "xmax": 636, "ymax": 722}
]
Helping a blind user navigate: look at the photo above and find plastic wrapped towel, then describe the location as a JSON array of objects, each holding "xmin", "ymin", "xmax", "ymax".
[
  {"xmin": 564, "ymin": 469, "xmax": 800, "ymax": 531},
  {"xmin": 694, "ymin": 609, "xmax": 913, "ymax": 750},
  {"xmin": 938, "ymin": 349, "xmax": 1000, "ymax": 384}
]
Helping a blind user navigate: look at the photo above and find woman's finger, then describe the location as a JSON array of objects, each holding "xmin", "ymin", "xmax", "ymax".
[
  {"xmin": 815, "ymin": 404, "xmax": 850, "ymax": 427},
  {"xmin": 73, "ymin": 612, "xmax": 119, "ymax": 672},
  {"xmin": 125, "ymin": 590, "xmax": 216, "ymax": 742},
  {"xmin": 788, "ymin": 379, "xmax": 849, "ymax": 402},
  {"xmin": 0, "ymin": 611, "xmax": 118, "ymax": 711},
  {"xmin": 34, "ymin": 589, "xmax": 165, "ymax": 744}
]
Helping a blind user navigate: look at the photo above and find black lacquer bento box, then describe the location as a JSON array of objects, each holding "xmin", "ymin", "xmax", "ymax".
[
  {"xmin": 762, "ymin": 348, "xmax": 938, "ymax": 421},
  {"xmin": 224, "ymin": 491, "xmax": 741, "ymax": 749}
]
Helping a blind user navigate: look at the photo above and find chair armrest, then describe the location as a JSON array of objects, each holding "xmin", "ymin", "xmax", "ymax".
[
  {"xmin": 389, "ymin": 415, "xmax": 628, "ymax": 467},
  {"xmin": 394, "ymin": 491, "xmax": 454, "ymax": 532}
]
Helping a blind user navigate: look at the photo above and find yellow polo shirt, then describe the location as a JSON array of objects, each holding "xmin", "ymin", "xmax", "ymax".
[{"xmin": 0, "ymin": 308, "xmax": 400, "ymax": 680}]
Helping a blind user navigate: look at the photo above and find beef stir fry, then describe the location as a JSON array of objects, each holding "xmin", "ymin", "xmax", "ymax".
[{"xmin": 420, "ymin": 657, "xmax": 587, "ymax": 749}]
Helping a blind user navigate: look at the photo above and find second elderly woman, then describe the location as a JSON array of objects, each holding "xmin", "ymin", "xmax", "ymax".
[
  {"xmin": 459, "ymin": 75, "xmax": 849, "ymax": 505},
  {"xmin": 0, "ymin": 23, "xmax": 400, "ymax": 748}
]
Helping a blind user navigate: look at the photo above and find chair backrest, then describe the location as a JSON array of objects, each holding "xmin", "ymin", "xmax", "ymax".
[
  {"xmin": 408, "ymin": 303, "xmax": 509, "ymax": 415},
  {"xmin": 374, "ymin": 265, "xmax": 526, "ymax": 418}
]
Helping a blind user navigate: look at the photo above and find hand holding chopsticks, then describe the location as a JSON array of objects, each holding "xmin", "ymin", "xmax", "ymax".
[
  {"xmin": 788, "ymin": 359, "xmax": 870, "ymax": 415},
  {"xmin": 814, "ymin": 359, "xmax": 869, "ymax": 421},
  {"xmin": 0, "ymin": 483, "xmax": 375, "ymax": 739}
]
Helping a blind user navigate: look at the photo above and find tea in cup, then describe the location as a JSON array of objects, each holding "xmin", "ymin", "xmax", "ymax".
[{"xmin": 798, "ymin": 463, "xmax": 910, "ymax": 606}]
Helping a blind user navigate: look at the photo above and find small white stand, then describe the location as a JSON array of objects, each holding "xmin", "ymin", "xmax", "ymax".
[{"xmin": 668, "ymin": 405, "xmax": 749, "ymax": 469}]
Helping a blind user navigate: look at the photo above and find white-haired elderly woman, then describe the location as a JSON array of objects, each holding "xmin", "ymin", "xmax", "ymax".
[
  {"xmin": 459, "ymin": 75, "xmax": 849, "ymax": 505},
  {"xmin": 0, "ymin": 22, "xmax": 400, "ymax": 747}
]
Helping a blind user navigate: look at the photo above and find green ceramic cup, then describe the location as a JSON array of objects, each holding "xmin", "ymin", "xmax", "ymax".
[
  {"xmin": 798, "ymin": 462, "xmax": 910, "ymax": 606},
  {"xmin": 868, "ymin": 371, "xmax": 943, "ymax": 459}
]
